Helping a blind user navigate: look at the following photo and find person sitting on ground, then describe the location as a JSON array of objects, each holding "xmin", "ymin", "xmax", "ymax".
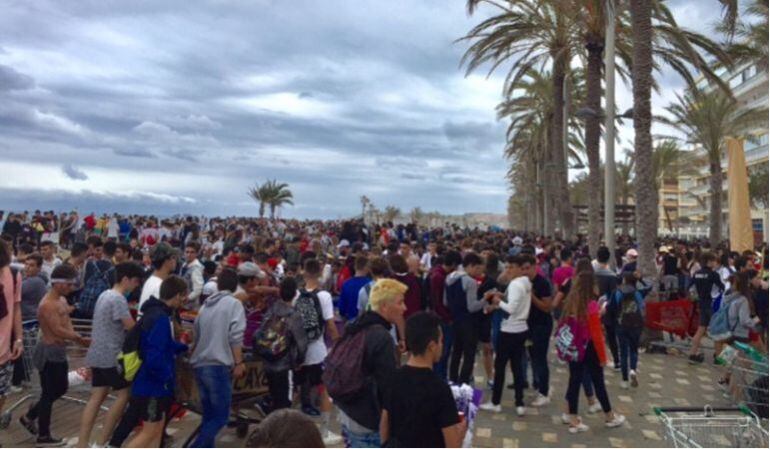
[{"xmin": 380, "ymin": 311, "xmax": 467, "ymax": 448}]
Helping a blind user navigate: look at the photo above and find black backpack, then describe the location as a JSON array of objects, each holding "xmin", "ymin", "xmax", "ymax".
[
  {"xmin": 295, "ymin": 289, "xmax": 325, "ymax": 341},
  {"xmin": 617, "ymin": 290, "xmax": 644, "ymax": 329}
]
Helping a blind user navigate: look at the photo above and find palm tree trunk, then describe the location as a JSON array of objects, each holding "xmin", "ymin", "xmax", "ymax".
[
  {"xmin": 584, "ymin": 37, "xmax": 604, "ymax": 256},
  {"xmin": 709, "ymin": 160, "xmax": 723, "ymax": 247},
  {"xmin": 630, "ymin": 0, "xmax": 657, "ymax": 278},
  {"xmin": 551, "ymin": 49, "xmax": 574, "ymax": 238},
  {"xmin": 259, "ymin": 203, "xmax": 265, "ymax": 218},
  {"xmin": 631, "ymin": 0, "xmax": 661, "ymax": 347},
  {"xmin": 270, "ymin": 204, "xmax": 276, "ymax": 220},
  {"xmin": 545, "ymin": 121, "xmax": 558, "ymax": 236}
]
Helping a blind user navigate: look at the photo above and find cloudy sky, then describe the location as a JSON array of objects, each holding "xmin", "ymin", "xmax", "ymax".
[{"xmin": 0, "ymin": 0, "xmax": 721, "ymax": 219}]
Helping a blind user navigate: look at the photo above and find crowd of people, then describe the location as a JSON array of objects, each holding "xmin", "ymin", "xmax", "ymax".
[{"xmin": 0, "ymin": 209, "xmax": 768, "ymax": 447}]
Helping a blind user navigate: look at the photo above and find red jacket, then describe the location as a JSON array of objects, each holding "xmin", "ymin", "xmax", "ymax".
[{"xmin": 429, "ymin": 266, "xmax": 451, "ymax": 323}]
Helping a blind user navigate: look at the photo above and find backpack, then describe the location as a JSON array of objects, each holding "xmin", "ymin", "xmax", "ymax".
[
  {"xmin": 295, "ymin": 289, "xmax": 324, "ymax": 341},
  {"xmin": 708, "ymin": 297, "xmax": 739, "ymax": 341},
  {"xmin": 117, "ymin": 316, "xmax": 144, "ymax": 382},
  {"xmin": 0, "ymin": 267, "xmax": 19, "ymax": 321},
  {"xmin": 323, "ymin": 326, "xmax": 369, "ymax": 401},
  {"xmin": 617, "ymin": 291, "xmax": 644, "ymax": 329},
  {"xmin": 253, "ymin": 311, "xmax": 291, "ymax": 362},
  {"xmin": 555, "ymin": 317, "xmax": 589, "ymax": 363},
  {"xmin": 78, "ymin": 261, "xmax": 114, "ymax": 317}
]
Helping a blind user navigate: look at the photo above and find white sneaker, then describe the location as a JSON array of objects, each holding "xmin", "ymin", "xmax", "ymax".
[
  {"xmin": 516, "ymin": 406, "xmax": 526, "ymax": 416},
  {"xmin": 606, "ymin": 414, "xmax": 626, "ymax": 428},
  {"xmin": 322, "ymin": 430, "xmax": 343, "ymax": 446},
  {"xmin": 561, "ymin": 413, "xmax": 571, "ymax": 424},
  {"xmin": 588, "ymin": 402, "xmax": 603, "ymax": 414},
  {"xmin": 9, "ymin": 385, "xmax": 22, "ymax": 394},
  {"xmin": 569, "ymin": 422, "xmax": 590, "ymax": 434},
  {"xmin": 620, "ymin": 381, "xmax": 629, "ymax": 389},
  {"xmin": 531, "ymin": 394, "xmax": 551, "ymax": 407},
  {"xmin": 630, "ymin": 370, "xmax": 639, "ymax": 388},
  {"xmin": 479, "ymin": 402, "xmax": 502, "ymax": 413}
]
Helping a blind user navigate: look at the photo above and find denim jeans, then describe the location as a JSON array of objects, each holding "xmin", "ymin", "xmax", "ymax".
[
  {"xmin": 528, "ymin": 322, "xmax": 552, "ymax": 396},
  {"xmin": 617, "ymin": 327, "xmax": 642, "ymax": 381},
  {"xmin": 434, "ymin": 322, "xmax": 454, "ymax": 381},
  {"xmin": 341, "ymin": 424, "xmax": 381, "ymax": 448},
  {"xmin": 449, "ymin": 318, "xmax": 478, "ymax": 385},
  {"xmin": 192, "ymin": 365, "xmax": 232, "ymax": 447},
  {"xmin": 492, "ymin": 331, "xmax": 527, "ymax": 406}
]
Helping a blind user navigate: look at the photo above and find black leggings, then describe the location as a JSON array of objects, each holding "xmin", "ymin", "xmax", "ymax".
[
  {"xmin": 449, "ymin": 319, "xmax": 479, "ymax": 385},
  {"xmin": 566, "ymin": 343, "xmax": 612, "ymax": 415},
  {"xmin": 26, "ymin": 361, "xmax": 68, "ymax": 438},
  {"xmin": 604, "ymin": 323, "xmax": 620, "ymax": 367}
]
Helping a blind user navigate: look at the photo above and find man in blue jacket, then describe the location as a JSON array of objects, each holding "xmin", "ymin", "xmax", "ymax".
[{"xmin": 125, "ymin": 275, "xmax": 189, "ymax": 448}]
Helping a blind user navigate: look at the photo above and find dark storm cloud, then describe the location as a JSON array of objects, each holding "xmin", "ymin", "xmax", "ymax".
[
  {"xmin": 0, "ymin": 0, "xmax": 716, "ymax": 218},
  {"xmin": 62, "ymin": 163, "xmax": 88, "ymax": 180},
  {"xmin": 0, "ymin": 64, "xmax": 34, "ymax": 91}
]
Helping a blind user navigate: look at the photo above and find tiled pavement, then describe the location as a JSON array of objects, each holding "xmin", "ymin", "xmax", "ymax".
[
  {"xmin": 467, "ymin": 348, "xmax": 733, "ymax": 448},
  {"xmin": 0, "ymin": 348, "xmax": 736, "ymax": 448}
]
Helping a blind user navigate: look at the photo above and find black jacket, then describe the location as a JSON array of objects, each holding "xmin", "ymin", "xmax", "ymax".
[{"xmin": 335, "ymin": 311, "xmax": 397, "ymax": 431}]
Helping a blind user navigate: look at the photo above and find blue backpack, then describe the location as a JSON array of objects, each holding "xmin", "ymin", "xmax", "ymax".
[
  {"xmin": 77, "ymin": 261, "xmax": 114, "ymax": 317},
  {"xmin": 708, "ymin": 297, "xmax": 738, "ymax": 342}
]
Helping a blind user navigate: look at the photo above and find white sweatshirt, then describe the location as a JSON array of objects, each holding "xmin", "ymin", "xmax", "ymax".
[{"xmin": 499, "ymin": 276, "xmax": 532, "ymax": 334}]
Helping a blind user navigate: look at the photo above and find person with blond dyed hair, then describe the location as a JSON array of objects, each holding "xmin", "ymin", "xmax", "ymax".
[{"xmin": 333, "ymin": 278, "xmax": 407, "ymax": 448}]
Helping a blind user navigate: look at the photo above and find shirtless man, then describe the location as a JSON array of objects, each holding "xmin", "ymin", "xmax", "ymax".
[{"xmin": 19, "ymin": 264, "xmax": 88, "ymax": 447}]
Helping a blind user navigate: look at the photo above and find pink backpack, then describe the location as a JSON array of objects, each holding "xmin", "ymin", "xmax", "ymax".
[{"xmin": 555, "ymin": 316, "xmax": 590, "ymax": 363}]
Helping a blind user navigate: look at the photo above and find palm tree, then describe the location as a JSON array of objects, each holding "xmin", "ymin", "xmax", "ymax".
[
  {"xmin": 628, "ymin": 0, "xmax": 733, "ymax": 278},
  {"xmin": 461, "ymin": 0, "xmax": 580, "ymax": 237},
  {"xmin": 360, "ymin": 195, "xmax": 370, "ymax": 220},
  {"xmin": 665, "ymin": 88, "xmax": 767, "ymax": 246},
  {"xmin": 719, "ymin": 0, "xmax": 768, "ymax": 68},
  {"xmin": 383, "ymin": 206, "xmax": 401, "ymax": 223},
  {"xmin": 749, "ymin": 162, "xmax": 769, "ymax": 209},
  {"xmin": 651, "ymin": 139, "xmax": 698, "ymax": 232},
  {"xmin": 249, "ymin": 179, "xmax": 294, "ymax": 220},
  {"xmin": 247, "ymin": 184, "xmax": 269, "ymax": 218}
]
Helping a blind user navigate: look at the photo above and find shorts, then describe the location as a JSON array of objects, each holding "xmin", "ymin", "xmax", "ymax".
[
  {"xmin": 477, "ymin": 313, "xmax": 492, "ymax": 344},
  {"xmin": 0, "ymin": 362, "xmax": 11, "ymax": 396},
  {"xmin": 91, "ymin": 367, "xmax": 130, "ymax": 390},
  {"xmin": 294, "ymin": 363, "xmax": 323, "ymax": 387},
  {"xmin": 699, "ymin": 298, "xmax": 713, "ymax": 327},
  {"xmin": 130, "ymin": 396, "xmax": 172, "ymax": 423}
]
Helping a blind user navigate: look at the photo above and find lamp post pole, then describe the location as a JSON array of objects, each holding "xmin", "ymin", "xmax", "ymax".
[{"xmin": 604, "ymin": 0, "xmax": 617, "ymax": 267}]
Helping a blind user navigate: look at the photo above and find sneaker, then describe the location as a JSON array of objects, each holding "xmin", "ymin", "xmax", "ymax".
[
  {"xmin": 530, "ymin": 394, "xmax": 551, "ymax": 407},
  {"xmin": 613, "ymin": 365, "xmax": 621, "ymax": 372},
  {"xmin": 506, "ymin": 382, "xmax": 515, "ymax": 390},
  {"xmin": 569, "ymin": 422, "xmax": 590, "ymax": 434},
  {"xmin": 9, "ymin": 385, "xmax": 23, "ymax": 394},
  {"xmin": 301, "ymin": 404, "xmax": 321, "ymax": 417},
  {"xmin": 587, "ymin": 402, "xmax": 603, "ymax": 414},
  {"xmin": 19, "ymin": 415, "xmax": 38, "ymax": 437},
  {"xmin": 561, "ymin": 413, "xmax": 571, "ymax": 424},
  {"xmin": 516, "ymin": 406, "xmax": 526, "ymax": 417},
  {"xmin": 479, "ymin": 402, "xmax": 502, "ymax": 413},
  {"xmin": 322, "ymin": 430, "xmax": 343, "ymax": 446},
  {"xmin": 620, "ymin": 380, "xmax": 629, "ymax": 389},
  {"xmin": 630, "ymin": 370, "xmax": 639, "ymax": 388},
  {"xmin": 35, "ymin": 436, "xmax": 65, "ymax": 447},
  {"xmin": 605, "ymin": 414, "xmax": 626, "ymax": 428},
  {"xmin": 486, "ymin": 380, "xmax": 494, "ymax": 390},
  {"xmin": 688, "ymin": 354, "xmax": 704, "ymax": 364}
]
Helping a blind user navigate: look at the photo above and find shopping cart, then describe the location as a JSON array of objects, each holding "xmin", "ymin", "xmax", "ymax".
[
  {"xmin": 0, "ymin": 319, "xmax": 40, "ymax": 430},
  {"xmin": 654, "ymin": 405, "xmax": 768, "ymax": 448},
  {"xmin": 718, "ymin": 342, "xmax": 768, "ymax": 419},
  {"xmin": 0, "ymin": 318, "xmax": 105, "ymax": 431},
  {"xmin": 174, "ymin": 310, "xmax": 268, "ymax": 447}
]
